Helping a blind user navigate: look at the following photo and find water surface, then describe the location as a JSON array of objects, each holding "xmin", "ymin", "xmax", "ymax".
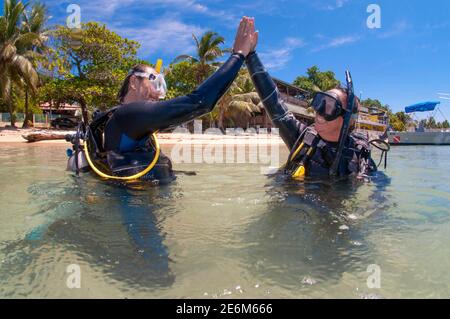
[{"xmin": 0, "ymin": 143, "xmax": 449, "ymax": 298}]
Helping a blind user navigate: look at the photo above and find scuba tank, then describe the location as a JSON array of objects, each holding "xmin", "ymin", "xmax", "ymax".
[{"xmin": 66, "ymin": 122, "xmax": 90, "ymax": 174}]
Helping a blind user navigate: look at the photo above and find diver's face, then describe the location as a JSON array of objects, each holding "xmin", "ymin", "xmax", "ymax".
[
  {"xmin": 315, "ymin": 114, "xmax": 344, "ymax": 142},
  {"xmin": 131, "ymin": 67, "xmax": 160, "ymax": 101},
  {"xmin": 314, "ymin": 89, "xmax": 347, "ymax": 143}
]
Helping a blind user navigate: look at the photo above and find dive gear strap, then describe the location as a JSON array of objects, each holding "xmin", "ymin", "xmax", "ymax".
[
  {"xmin": 67, "ymin": 107, "xmax": 161, "ymax": 181},
  {"xmin": 285, "ymin": 127, "xmax": 322, "ymax": 178}
]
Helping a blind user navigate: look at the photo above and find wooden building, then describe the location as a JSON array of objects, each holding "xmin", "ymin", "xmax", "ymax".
[{"xmin": 247, "ymin": 77, "xmax": 314, "ymax": 130}]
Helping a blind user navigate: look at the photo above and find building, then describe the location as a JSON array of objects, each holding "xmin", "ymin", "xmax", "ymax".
[
  {"xmin": 39, "ymin": 102, "xmax": 81, "ymax": 117},
  {"xmin": 247, "ymin": 77, "xmax": 314, "ymax": 130},
  {"xmin": 249, "ymin": 79, "xmax": 388, "ymax": 138},
  {"xmin": 356, "ymin": 105, "xmax": 388, "ymax": 133}
]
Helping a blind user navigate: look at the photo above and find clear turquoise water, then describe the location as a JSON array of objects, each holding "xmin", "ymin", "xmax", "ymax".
[{"xmin": 0, "ymin": 143, "xmax": 449, "ymax": 298}]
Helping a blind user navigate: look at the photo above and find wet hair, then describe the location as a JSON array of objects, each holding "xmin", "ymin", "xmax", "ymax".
[{"xmin": 117, "ymin": 64, "xmax": 151, "ymax": 103}]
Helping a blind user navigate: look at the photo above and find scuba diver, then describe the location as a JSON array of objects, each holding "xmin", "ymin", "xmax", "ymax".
[
  {"xmin": 67, "ymin": 17, "xmax": 258, "ymax": 184},
  {"xmin": 245, "ymin": 22, "xmax": 386, "ymax": 180}
]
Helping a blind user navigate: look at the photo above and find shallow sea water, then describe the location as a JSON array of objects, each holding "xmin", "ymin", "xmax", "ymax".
[{"xmin": 0, "ymin": 143, "xmax": 449, "ymax": 298}]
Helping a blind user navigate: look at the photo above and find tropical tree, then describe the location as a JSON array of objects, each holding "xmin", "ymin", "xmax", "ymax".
[
  {"xmin": 293, "ymin": 66, "xmax": 340, "ymax": 92},
  {"xmin": 0, "ymin": 0, "xmax": 39, "ymax": 127},
  {"xmin": 211, "ymin": 70, "xmax": 261, "ymax": 131},
  {"xmin": 361, "ymin": 98, "xmax": 391, "ymax": 112},
  {"xmin": 164, "ymin": 60, "xmax": 197, "ymax": 99},
  {"xmin": 173, "ymin": 31, "xmax": 229, "ymax": 85},
  {"xmin": 20, "ymin": 2, "xmax": 51, "ymax": 127},
  {"xmin": 39, "ymin": 22, "xmax": 141, "ymax": 123}
]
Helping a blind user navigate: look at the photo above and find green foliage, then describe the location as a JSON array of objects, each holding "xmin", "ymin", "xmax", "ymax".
[
  {"xmin": 210, "ymin": 70, "xmax": 260, "ymax": 130},
  {"xmin": 173, "ymin": 31, "xmax": 228, "ymax": 84},
  {"xmin": 0, "ymin": 0, "xmax": 40, "ymax": 126},
  {"xmin": 293, "ymin": 66, "xmax": 340, "ymax": 92},
  {"xmin": 165, "ymin": 61, "xmax": 197, "ymax": 98},
  {"xmin": 361, "ymin": 98, "xmax": 391, "ymax": 112},
  {"xmin": 390, "ymin": 113, "xmax": 407, "ymax": 131},
  {"xmin": 38, "ymin": 22, "xmax": 142, "ymax": 120}
]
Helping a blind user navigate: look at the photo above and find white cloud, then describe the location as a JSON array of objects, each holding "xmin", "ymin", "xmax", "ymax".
[
  {"xmin": 259, "ymin": 48, "xmax": 292, "ymax": 71},
  {"xmin": 378, "ymin": 21, "xmax": 410, "ymax": 39},
  {"xmin": 310, "ymin": 35, "xmax": 360, "ymax": 52},
  {"xmin": 114, "ymin": 18, "xmax": 206, "ymax": 56},
  {"xmin": 284, "ymin": 37, "xmax": 306, "ymax": 48},
  {"xmin": 311, "ymin": 0, "xmax": 349, "ymax": 11},
  {"xmin": 259, "ymin": 37, "xmax": 305, "ymax": 71},
  {"xmin": 70, "ymin": 0, "xmax": 236, "ymax": 24}
]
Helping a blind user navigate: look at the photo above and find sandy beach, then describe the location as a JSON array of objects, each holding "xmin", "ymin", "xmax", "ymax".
[{"xmin": 0, "ymin": 127, "xmax": 286, "ymax": 146}]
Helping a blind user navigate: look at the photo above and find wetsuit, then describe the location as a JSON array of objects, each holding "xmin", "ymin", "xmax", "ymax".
[
  {"xmin": 246, "ymin": 52, "xmax": 376, "ymax": 178},
  {"xmin": 77, "ymin": 53, "xmax": 244, "ymax": 183}
]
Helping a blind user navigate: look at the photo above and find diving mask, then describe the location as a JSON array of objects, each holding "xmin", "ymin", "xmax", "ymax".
[
  {"xmin": 311, "ymin": 90, "xmax": 358, "ymax": 121},
  {"xmin": 133, "ymin": 72, "xmax": 167, "ymax": 99},
  {"xmin": 311, "ymin": 92, "xmax": 343, "ymax": 121}
]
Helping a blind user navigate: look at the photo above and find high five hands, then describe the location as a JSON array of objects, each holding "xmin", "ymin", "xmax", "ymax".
[{"xmin": 233, "ymin": 16, "xmax": 259, "ymax": 57}]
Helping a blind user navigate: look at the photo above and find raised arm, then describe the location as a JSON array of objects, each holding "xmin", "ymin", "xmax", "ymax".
[
  {"xmin": 105, "ymin": 17, "xmax": 257, "ymax": 149},
  {"xmin": 246, "ymin": 52, "xmax": 306, "ymax": 150}
]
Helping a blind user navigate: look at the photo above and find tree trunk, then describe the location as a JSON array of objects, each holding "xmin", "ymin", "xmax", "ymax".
[
  {"xmin": 8, "ymin": 99, "xmax": 16, "ymax": 128},
  {"xmin": 22, "ymin": 89, "xmax": 33, "ymax": 128},
  {"xmin": 218, "ymin": 107, "xmax": 225, "ymax": 134},
  {"xmin": 22, "ymin": 132, "xmax": 67, "ymax": 142},
  {"xmin": 80, "ymin": 99, "xmax": 89, "ymax": 124}
]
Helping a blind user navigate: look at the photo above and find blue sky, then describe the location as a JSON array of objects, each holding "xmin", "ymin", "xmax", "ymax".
[{"xmin": 4, "ymin": 0, "xmax": 450, "ymax": 119}]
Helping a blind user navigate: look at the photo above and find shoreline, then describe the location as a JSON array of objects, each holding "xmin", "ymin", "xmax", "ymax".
[{"xmin": 0, "ymin": 127, "xmax": 286, "ymax": 146}]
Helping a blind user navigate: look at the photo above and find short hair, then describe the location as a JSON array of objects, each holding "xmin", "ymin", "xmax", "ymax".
[
  {"xmin": 332, "ymin": 86, "xmax": 360, "ymax": 131},
  {"xmin": 333, "ymin": 85, "xmax": 361, "ymax": 114},
  {"xmin": 117, "ymin": 64, "xmax": 151, "ymax": 103}
]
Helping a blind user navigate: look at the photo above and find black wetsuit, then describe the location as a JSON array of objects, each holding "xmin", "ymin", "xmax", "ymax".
[
  {"xmin": 246, "ymin": 52, "xmax": 376, "ymax": 178},
  {"xmin": 99, "ymin": 53, "xmax": 244, "ymax": 182}
]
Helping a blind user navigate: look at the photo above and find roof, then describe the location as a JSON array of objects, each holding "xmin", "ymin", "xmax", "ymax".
[
  {"xmin": 272, "ymin": 77, "xmax": 309, "ymax": 96},
  {"xmin": 405, "ymin": 101, "xmax": 441, "ymax": 114},
  {"xmin": 39, "ymin": 102, "xmax": 81, "ymax": 111}
]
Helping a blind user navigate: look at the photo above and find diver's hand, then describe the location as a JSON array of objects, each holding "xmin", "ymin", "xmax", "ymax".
[
  {"xmin": 233, "ymin": 16, "xmax": 256, "ymax": 57},
  {"xmin": 250, "ymin": 29, "xmax": 259, "ymax": 53}
]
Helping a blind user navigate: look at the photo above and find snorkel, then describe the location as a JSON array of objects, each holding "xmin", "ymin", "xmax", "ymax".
[
  {"xmin": 329, "ymin": 70, "xmax": 356, "ymax": 177},
  {"xmin": 131, "ymin": 59, "xmax": 167, "ymax": 100},
  {"xmin": 153, "ymin": 59, "xmax": 167, "ymax": 99}
]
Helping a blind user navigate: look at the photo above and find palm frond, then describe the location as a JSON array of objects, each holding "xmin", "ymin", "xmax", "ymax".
[
  {"xmin": 0, "ymin": 42, "xmax": 17, "ymax": 61},
  {"xmin": 11, "ymin": 54, "xmax": 39, "ymax": 92},
  {"xmin": 15, "ymin": 31, "xmax": 40, "ymax": 49},
  {"xmin": 192, "ymin": 33, "xmax": 200, "ymax": 51},
  {"xmin": 172, "ymin": 54, "xmax": 198, "ymax": 64}
]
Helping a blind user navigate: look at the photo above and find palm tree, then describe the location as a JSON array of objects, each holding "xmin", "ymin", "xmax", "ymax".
[
  {"xmin": 173, "ymin": 31, "xmax": 229, "ymax": 85},
  {"xmin": 20, "ymin": 2, "xmax": 50, "ymax": 127},
  {"xmin": 0, "ymin": 0, "xmax": 39, "ymax": 127},
  {"xmin": 212, "ymin": 70, "xmax": 262, "ymax": 132}
]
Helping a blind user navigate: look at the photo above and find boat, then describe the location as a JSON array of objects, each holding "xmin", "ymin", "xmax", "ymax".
[{"xmin": 388, "ymin": 101, "xmax": 450, "ymax": 145}]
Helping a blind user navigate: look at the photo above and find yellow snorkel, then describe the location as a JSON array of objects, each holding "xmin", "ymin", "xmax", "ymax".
[{"xmin": 155, "ymin": 59, "xmax": 163, "ymax": 74}]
